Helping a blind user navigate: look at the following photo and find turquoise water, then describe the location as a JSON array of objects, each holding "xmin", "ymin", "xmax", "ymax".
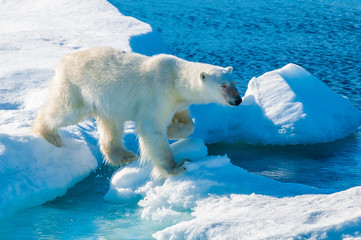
[
  {"xmin": 0, "ymin": 166, "xmax": 169, "ymax": 239},
  {"xmin": 1, "ymin": 0, "xmax": 361, "ymax": 239}
]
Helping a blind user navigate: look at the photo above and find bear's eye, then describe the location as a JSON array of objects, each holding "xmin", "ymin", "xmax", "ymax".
[{"xmin": 221, "ymin": 85, "xmax": 227, "ymax": 89}]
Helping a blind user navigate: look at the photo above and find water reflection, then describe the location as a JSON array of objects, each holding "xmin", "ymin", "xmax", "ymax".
[{"xmin": 0, "ymin": 165, "xmax": 158, "ymax": 239}]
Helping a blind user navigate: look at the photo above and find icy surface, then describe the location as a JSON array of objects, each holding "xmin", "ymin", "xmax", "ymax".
[
  {"xmin": 155, "ymin": 188, "xmax": 361, "ymax": 239},
  {"xmin": 0, "ymin": 0, "xmax": 157, "ymax": 217},
  {"xmin": 192, "ymin": 63, "xmax": 361, "ymax": 144},
  {"xmin": 107, "ymin": 138, "xmax": 361, "ymax": 239},
  {"xmin": 0, "ymin": 131, "xmax": 96, "ymax": 218}
]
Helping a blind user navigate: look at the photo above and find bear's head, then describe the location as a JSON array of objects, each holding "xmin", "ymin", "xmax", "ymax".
[{"xmin": 199, "ymin": 66, "xmax": 242, "ymax": 106}]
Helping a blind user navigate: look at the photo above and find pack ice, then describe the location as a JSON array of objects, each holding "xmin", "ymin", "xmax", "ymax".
[
  {"xmin": 192, "ymin": 63, "xmax": 361, "ymax": 144},
  {"xmin": 107, "ymin": 138, "xmax": 361, "ymax": 239}
]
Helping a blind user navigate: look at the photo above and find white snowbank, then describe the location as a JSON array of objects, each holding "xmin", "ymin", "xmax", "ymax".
[
  {"xmin": 0, "ymin": 0, "xmax": 158, "ymax": 218},
  {"xmin": 155, "ymin": 188, "xmax": 361, "ymax": 240},
  {"xmin": 192, "ymin": 63, "xmax": 361, "ymax": 144},
  {"xmin": 107, "ymin": 138, "xmax": 361, "ymax": 239},
  {"xmin": 0, "ymin": 130, "xmax": 96, "ymax": 218}
]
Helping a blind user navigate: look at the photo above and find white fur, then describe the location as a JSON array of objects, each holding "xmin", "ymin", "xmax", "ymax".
[{"xmin": 33, "ymin": 47, "xmax": 238, "ymax": 177}]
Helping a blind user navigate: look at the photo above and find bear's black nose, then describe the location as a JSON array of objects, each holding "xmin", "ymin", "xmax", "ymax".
[
  {"xmin": 227, "ymin": 97, "xmax": 242, "ymax": 106},
  {"xmin": 235, "ymin": 97, "xmax": 242, "ymax": 106}
]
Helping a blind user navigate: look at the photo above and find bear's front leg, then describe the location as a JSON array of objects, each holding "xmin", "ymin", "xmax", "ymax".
[
  {"xmin": 97, "ymin": 117, "xmax": 138, "ymax": 166},
  {"xmin": 167, "ymin": 108, "xmax": 195, "ymax": 140},
  {"xmin": 137, "ymin": 122, "xmax": 187, "ymax": 177}
]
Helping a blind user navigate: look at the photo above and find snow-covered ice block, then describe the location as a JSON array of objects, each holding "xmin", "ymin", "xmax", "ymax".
[
  {"xmin": 104, "ymin": 138, "xmax": 208, "ymax": 203},
  {"xmin": 192, "ymin": 63, "xmax": 361, "ymax": 145},
  {"xmin": 106, "ymin": 138, "xmax": 324, "ymax": 221},
  {"xmin": 104, "ymin": 166, "xmax": 150, "ymax": 203},
  {"xmin": 154, "ymin": 187, "xmax": 361, "ymax": 239},
  {"xmin": 0, "ymin": 0, "xmax": 156, "ymax": 75},
  {"xmin": 105, "ymin": 138, "xmax": 361, "ymax": 238},
  {"xmin": 170, "ymin": 138, "xmax": 208, "ymax": 162},
  {"xmin": 0, "ymin": 130, "xmax": 97, "ymax": 218}
]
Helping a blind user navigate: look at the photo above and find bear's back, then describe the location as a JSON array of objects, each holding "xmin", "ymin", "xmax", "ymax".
[{"xmin": 57, "ymin": 47, "xmax": 149, "ymax": 85}]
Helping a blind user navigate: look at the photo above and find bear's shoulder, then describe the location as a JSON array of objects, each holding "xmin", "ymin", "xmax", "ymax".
[
  {"xmin": 144, "ymin": 54, "xmax": 181, "ymax": 70},
  {"xmin": 151, "ymin": 54, "xmax": 180, "ymax": 63}
]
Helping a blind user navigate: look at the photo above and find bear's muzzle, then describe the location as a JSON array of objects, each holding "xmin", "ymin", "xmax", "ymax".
[
  {"xmin": 223, "ymin": 85, "xmax": 242, "ymax": 106},
  {"xmin": 227, "ymin": 96, "xmax": 242, "ymax": 106}
]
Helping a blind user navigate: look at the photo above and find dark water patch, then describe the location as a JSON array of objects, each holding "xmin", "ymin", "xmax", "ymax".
[{"xmin": 208, "ymin": 128, "xmax": 361, "ymax": 190}]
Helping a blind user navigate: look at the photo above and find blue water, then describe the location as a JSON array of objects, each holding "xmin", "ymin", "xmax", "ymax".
[{"xmin": 1, "ymin": 0, "xmax": 361, "ymax": 239}]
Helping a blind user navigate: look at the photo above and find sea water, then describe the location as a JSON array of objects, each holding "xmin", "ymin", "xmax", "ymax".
[{"xmin": 1, "ymin": 0, "xmax": 360, "ymax": 238}]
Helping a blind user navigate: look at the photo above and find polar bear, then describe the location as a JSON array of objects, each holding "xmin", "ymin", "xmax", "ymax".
[{"xmin": 33, "ymin": 47, "xmax": 241, "ymax": 176}]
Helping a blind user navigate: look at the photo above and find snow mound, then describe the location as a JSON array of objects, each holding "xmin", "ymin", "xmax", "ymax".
[
  {"xmin": 154, "ymin": 187, "xmax": 361, "ymax": 240},
  {"xmin": 104, "ymin": 138, "xmax": 208, "ymax": 203},
  {"xmin": 107, "ymin": 138, "xmax": 361, "ymax": 239},
  {"xmin": 192, "ymin": 63, "xmax": 361, "ymax": 145},
  {"xmin": 0, "ymin": 130, "xmax": 96, "ymax": 218}
]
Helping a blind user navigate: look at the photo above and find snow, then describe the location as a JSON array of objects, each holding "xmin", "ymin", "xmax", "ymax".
[
  {"xmin": 107, "ymin": 138, "xmax": 361, "ymax": 239},
  {"xmin": 192, "ymin": 63, "xmax": 361, "ymax": 145},
  {"xmin": 0, "ymin": 131, "xmax": 95, "ymax": 218},
  {"xmin": 155, "ymin": 188, "xmax": 361, "ymax": 239},
  {"xmin": 0, "ymin": 0, "xmax": 159, "ymax": 218}
]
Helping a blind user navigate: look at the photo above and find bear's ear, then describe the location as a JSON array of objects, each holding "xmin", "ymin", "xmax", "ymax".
[
  {"xmin": 226, "ymin": 66, "xmax": 233, "ymax": 73},
  {"xmin": 199, "ymin": 72, "xmax": 207, "ymax": 81}
]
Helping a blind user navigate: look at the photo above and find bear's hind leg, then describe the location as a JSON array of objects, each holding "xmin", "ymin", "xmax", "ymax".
[
  {"xmin": 33, "ymin": 119, "xmax": 63, "ymax": 147},
  {"xmin": 33, "ymin": 104, "xmax": 87, "ymax": 147},
  {"xmin": 97, "ymin": 117, "xmax": 138, "ymax": 166},
  {"xmin": 33, "ymin": 78, "xmax": 87, "ymax": 147},
  {"xmin": 167, "ymin": 108, "xmax": 195, "ymax": 140}
]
